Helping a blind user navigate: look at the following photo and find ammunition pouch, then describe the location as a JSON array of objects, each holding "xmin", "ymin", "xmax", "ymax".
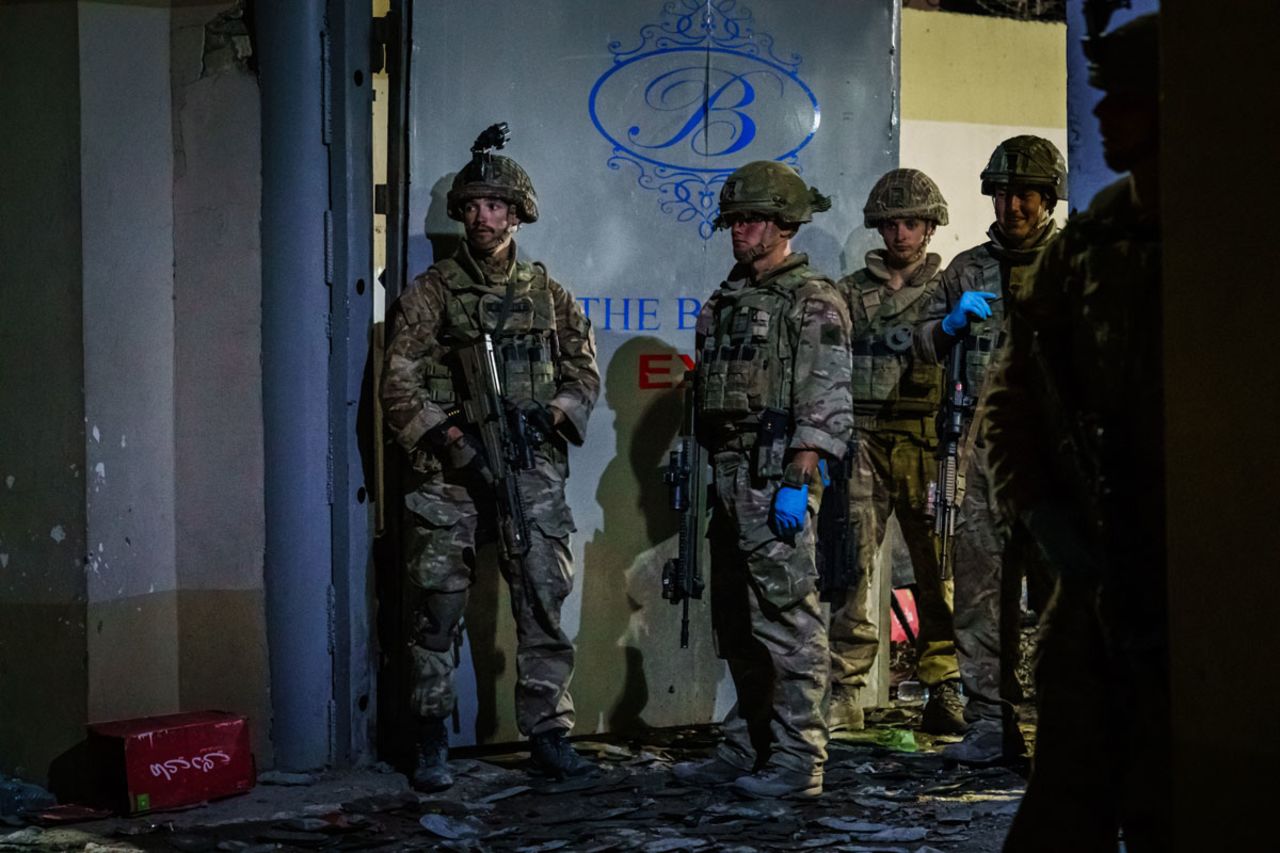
[
  {"xmin": 845, "ymin": 267, "xmax": 944, "ymax": 417},
  {"xmin": 755, "ymin": 408, "xmax": 791, "ymax": 480}
]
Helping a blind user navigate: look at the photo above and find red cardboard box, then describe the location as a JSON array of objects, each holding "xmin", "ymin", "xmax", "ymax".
[
  {"xmin": 890, "ymin": 588, "xmax": 919, "ymax": 644},
  {"xmin": 88, "ymin": 711, "xmax": 254, "ymax": 814}
]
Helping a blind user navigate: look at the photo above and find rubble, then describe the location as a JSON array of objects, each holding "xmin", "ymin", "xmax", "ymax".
[
  {"xmin": 256, "ymin": 772, "xmax": 318, "ymax": 788},
  {"xmin": 0, "ymin": 716, "xmax": 1029, "ymax": 852},
  {"xmin": 0, "ymin": 774, "xmax": 56, "ymax": 818}
]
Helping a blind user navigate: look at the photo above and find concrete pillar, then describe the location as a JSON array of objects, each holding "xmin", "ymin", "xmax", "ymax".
[{"xmin": 257, "ymin": 0, "xmax": 335, "ymax": 770}]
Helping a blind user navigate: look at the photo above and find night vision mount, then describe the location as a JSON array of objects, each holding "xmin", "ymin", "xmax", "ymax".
[{"xmin": 469, "ymin": 122, "xmax": 511, "ymax": 182}]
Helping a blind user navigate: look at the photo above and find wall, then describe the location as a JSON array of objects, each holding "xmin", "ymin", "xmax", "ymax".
[
  {"xmin": 170, "ymin": 2, "xmax": 271, "ymax": 764},
  {"xmin": 405, "ymin": 0, "xmax": 899, "ymax": 745},
  {"xmin": 0, "ymin": 0, "xmax": 90, "ymax": 782},
  {"xmin": 899, "ymin": 8, "xmax": 1068, "ymax": 265},
  {"xmin": 0, "ymin": 0, "xmax": 271, "ymax": 781},
  {"xmin": 78, "ymin": 0, "xmax": 182, "ymax": 725},
  {"xmin": 1065, "ymin": 0, "xmax": 1160, "ymax": 212}
]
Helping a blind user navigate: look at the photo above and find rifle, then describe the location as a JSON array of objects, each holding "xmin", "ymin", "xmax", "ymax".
[
  {"xmin": 662, "ymin": 373, "xmax": 705, "ymax": 648},
  {"xmin": 755, "ymin": 407, "xmax": 790, "ymax": 480},
  {"xmin": 816, "ymin": 440, "xmax": 859, "ymax": 607},
  {"xmin": 934, "ymin": 334, "xmax": 974, "ymax": 581},
  {"xmin": 455, "ymin": 332, "xmax": 536, "ymax": 562}
]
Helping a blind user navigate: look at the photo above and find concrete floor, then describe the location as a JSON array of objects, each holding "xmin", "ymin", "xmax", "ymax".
[{"xmin": 0, "ymin": 707, "xmax": 1029, "ymax": 853}]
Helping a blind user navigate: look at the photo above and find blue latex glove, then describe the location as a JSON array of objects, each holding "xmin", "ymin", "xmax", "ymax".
[
  {"xmin": 941, "ymin": 291, "xmax": 998, "ymax": 336},
  {"xmin": 771, "ymin": 483, "xmax": 810, "ymax": 537},
  {"xmin": 818, "ymin": 458, "xmax": 831, "ymax": 487}
]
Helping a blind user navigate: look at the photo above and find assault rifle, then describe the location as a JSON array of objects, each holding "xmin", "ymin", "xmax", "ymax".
[
  {"xmin": 455, "ymin": 332, "xmax": 536, "ymax": 562},
  {"xmin": 816, "ymin": 441, "xmax": 859, "ymax": 607},
  {"xmin": 662, "ymin": 372, "xmax": 705, "ymax": 648},
  {"xmin": 934, "ymin": 334, "xmax": 974, "ymax": 581}
]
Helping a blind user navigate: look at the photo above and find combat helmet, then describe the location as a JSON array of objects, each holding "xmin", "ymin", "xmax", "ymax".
[
  {"xmin": 447, "ymin": 122, "xmax": 539, "ymax": 223},
  {"xmin": 714, "ymin": 161, "xmax": 831, "ymax": 229},
  {"xmin": 1085, "ymin": 12, "xmax": 1159, "ymax": 94},
  {"xmin": 980, "ymin": 136, "xmax": 1068, "ymax": 201},
  {"xmin": 862, "ymin": 168, "xmax": 949, "ymax": 228}
]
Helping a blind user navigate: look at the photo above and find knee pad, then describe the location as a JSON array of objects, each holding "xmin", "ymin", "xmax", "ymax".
[{"xmin": 413, "ymin": 589, "xmax": 467, "ymax": 652}]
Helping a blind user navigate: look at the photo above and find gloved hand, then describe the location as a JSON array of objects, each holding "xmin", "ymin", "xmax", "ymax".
[
  {"xmin": 516, "ymin": 400, "xmax": 557, "ymax": 445},
  {"xmin": 941, "ymin": 291, "xmax": 998, "ymax": 336},
  {"xmin": 444, "ymin": 433, "xmax": 490, "ymax": 478},
  {"xmin": 818, "ymin": 458, "xmax": 831, "ymax": 487},
  {"xmin": 771, "ymin": 482, "xmax": 810, "ymax": 537}
]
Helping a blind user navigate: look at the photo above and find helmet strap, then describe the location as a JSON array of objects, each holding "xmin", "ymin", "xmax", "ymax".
[
  {"xmin": 740, "ymin": 223, "xmax": 793, "ymax": 277},
  {"xmin": 883, "ymin": 223, "xmax": 934, "ymax": 269}
]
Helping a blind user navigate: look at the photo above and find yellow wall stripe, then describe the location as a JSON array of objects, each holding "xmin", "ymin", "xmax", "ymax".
[{"xmin": 902, "ymin": 9, "xmax": 1066, "ymax": 128}]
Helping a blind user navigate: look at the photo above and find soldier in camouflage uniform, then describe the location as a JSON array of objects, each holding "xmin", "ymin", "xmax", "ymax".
[
  {"xmin": 987, "ymin": 14, "xmax": 1168, "ymax": 850},
  {"xmin": 670, "ymin": 161, "xmax": 853, "ymax": 800},
  {"xmin": 381, "ymin": 131, "xmax": 600, "ymax": 790},
  {"xmin": 827, "ymin": 169, "xmax": 965, "ymax": 737},
  {"xmin": 912, "ymin": 136, "xmax": 1066, "ymax": 765}
]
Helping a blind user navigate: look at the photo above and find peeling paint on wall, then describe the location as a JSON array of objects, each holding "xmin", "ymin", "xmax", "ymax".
[
  {"xmin": 50, "ymin": 525, "xmax": 66, "ymax": 543},
  {"xmin": 201, "ymin": 1, "xmax": 253, "ymax": 78},
  {"xmin": 87, "ymin": 542, "xmax": 106, "ymax": 578}
]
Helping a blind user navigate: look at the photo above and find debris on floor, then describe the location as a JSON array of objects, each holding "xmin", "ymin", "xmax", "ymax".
[
  {"xmin": 0, "ymin": 775, "xmax": 56, "ymax": 820},
  {"xmin": 0, "ymin": 713, "xmax": 1028, "ymax": 852}
]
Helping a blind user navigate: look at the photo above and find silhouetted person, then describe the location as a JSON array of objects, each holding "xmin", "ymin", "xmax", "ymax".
[{"xmin": 987, "ymin": 15, "xmax": 1168, "ymax": 851}]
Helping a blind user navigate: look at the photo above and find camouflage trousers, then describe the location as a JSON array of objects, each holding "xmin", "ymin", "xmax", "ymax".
[
  {"xmin": 401, "ymin": 455, "xmax": 576, "ymax": 736},
  {"xmin": 1005, "ymin": 575, "xmax": 1171, "ymax": 852},
  {"xmin": 707, "ymin": 450, "xmax": 830, "ymax": 778},
  {"xmin": 953, "ymin": 440, "xmax": 1053, "ymax": 731},
  {"xmin": 829, "ymin": 421, "xmax": 959, "ymax": 694}
]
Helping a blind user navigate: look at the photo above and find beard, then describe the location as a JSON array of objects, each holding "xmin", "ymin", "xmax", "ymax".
[
  {"xmin": 732, "ymin": 241, "xmax": 767, "ymax": 263},
  {"xmin": 467, "ymin": 224, "xmax": 511, "ymax": 255}
]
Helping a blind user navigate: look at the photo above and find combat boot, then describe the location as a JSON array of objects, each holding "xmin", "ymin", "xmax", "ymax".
[
  {"xmin": 942, "ymin": 719, "xmax": 1027, "ymax": 765},
  {"xmin": 941, "ymin": 721, "xmax": 1003, "ymax": 765},
  {"xmin": 412, "ymin": 716, "xmax": 453, "ymax": 792},
  {"xmin": 921, "ymin": 680, "xmax": 967, "ymax": 735},
  {"xmin": 529, "ymin": 729, "xmax": 595, "ymax": 780},
  {"xmin": 671, "ymin": 755, "xmax": 749, "ymax": 786},
  {"xmin": 825, "ymin": 690, "xmax": 865, "ymax": 737},
  {"xmin": 731, "ymin": 767, "xmax": 822, "ymax": 800}
]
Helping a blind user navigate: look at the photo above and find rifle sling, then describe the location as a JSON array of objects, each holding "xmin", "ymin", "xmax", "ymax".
[
  {"xmin": 491, "ymin": 273, "xmax": 517, "ymax": 338},
  {"xmin": 954, "ymin": 349, "xmax": 996, "ymax": 507},
  {"xmin": 954, "ymin": 252, "xmax": 1005, "ymax": 505}
]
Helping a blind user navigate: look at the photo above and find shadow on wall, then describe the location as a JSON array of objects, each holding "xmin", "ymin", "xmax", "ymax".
[
  {"xmin": 573, "ymin": 336, "xmax": 722, "ymax": 735},
  {"xmin": 838, "ymin": 205, "xmax": 886, "ymax": 279},
  {"xmin": 420, "ymin": 172, "xmax": 462, "ymax": 271}
]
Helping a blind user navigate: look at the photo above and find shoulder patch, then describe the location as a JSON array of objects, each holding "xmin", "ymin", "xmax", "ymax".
[{"xmin": 820, "ymin": 322, "xmax": 845, "ymax": 346}]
